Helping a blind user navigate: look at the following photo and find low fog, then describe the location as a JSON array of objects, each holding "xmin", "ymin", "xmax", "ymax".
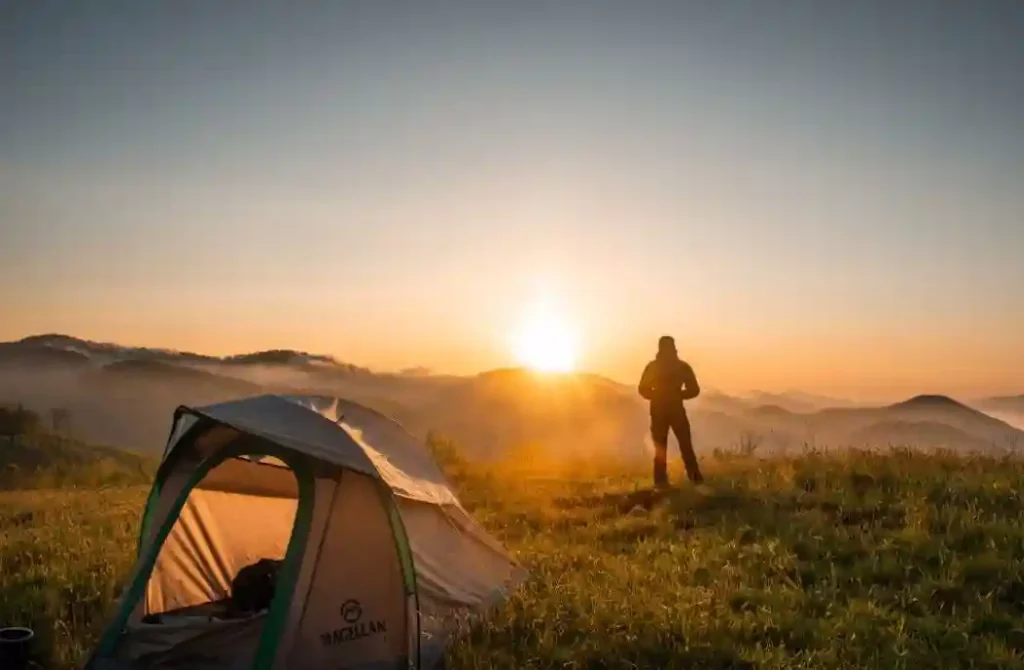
[
  {"xmin": 0, "ymin": 359, "xmax": 654, "ymax": 459},
  {"xmin": 2, "ymin": 338, "xmax": 1022, "ymax": 460}
]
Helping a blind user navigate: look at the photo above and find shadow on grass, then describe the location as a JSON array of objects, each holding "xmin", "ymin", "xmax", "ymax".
[
  {"xmin": 551, "ymin": 487, "xmax": 674, "ymax": 514},
  {"xmin": 462, "ymin": 622, "xmax": 755, "ymax": 670},
  {"xmin": 555, "ymin": 481, "xmax": 909, "ymax": 541},
  {"xmin": 567, "ymin": 645, "xmax": 755, "ymax": 670}
]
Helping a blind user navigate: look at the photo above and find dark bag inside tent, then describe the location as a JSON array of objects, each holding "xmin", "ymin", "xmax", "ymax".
[{"xmin": 140, "ymin": 557, "xmax": 285, "ymax": 625}]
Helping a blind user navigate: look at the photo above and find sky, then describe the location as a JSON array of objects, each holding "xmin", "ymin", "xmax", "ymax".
[{"xmin": 1, "ymin": 1, "xmax": 1022, "ymax": 399}]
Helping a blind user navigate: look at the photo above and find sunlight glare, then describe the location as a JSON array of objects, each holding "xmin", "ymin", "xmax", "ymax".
[{"xmin": 511, "ymin": 303, "xmax": 579, "ymax": 373}]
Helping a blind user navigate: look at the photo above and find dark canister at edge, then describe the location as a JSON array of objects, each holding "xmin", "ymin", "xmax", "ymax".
[{"xmin": 0, "ymin": 627, "xmax": 34, "ymax": 670}]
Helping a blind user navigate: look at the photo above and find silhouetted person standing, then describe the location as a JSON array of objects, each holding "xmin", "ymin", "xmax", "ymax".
[{"xmin": 638, "ymin": 335, "xmax": 704, "ymax": 487}]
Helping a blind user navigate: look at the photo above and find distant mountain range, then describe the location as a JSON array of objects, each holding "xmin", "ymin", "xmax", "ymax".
[
  {"xmin": 1, "ymin": 333, "xmax": 1021, "ymax": 458},
  {"xmin": 4, "ymin": 334, "xmax": 374, "ymax": 373}
]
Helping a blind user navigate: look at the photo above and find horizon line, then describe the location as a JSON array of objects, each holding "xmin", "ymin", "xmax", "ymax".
[{"xmin": 2, "ymin": 330, "xmax": 1019, "ymax": 405}]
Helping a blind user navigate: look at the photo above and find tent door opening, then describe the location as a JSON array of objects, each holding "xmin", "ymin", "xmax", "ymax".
[{"xmin": 102, "ymin": 447, "xmax": 313, "ymax": 670}]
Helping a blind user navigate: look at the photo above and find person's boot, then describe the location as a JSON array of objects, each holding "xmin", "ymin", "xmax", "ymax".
[{"xmin": 653, "ymin": 455, "xmax": 669, "ymax": 489}]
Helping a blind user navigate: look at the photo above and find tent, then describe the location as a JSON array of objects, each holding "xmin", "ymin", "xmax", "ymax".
[{"xmin": 85, "ymin": 394, "xmax": 527, "ymax": 670}]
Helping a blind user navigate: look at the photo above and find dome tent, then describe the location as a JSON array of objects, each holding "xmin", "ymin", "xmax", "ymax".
[{"xmin": 85, "ymin": 394, "xmax": 526, "ymax": 670}]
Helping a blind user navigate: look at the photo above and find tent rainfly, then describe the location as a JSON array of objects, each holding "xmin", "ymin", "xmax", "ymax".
[{"xmin": 85, "ymin": 394, "xmax": 527, "ymax": 670}]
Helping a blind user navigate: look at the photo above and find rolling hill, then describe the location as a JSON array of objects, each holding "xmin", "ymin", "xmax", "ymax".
[
  {"xmin": 0, "ymin": 430, "xmax": 155, "ymax": 489},
  {"xmin": 805, "ymin": 395, "xmax": 1024, "ymax": 452},
  {"xmin": 97, "ymin": 358, "xmax": 261, "ymax": 393},
  {"xmin": 740, "ymin": 390, "xmax": 865, "ymax": 413},
  {"xmin": 689, "ymin": 394, "xmax": 1024, "ymax": 455},
  {"xmin": 406, "ymin": 368, "xmax": 650, "ymax": 459},
  {"xmin": 0, "ymin": 339, "xmax": 92, "ymax": 368},
  {"xmin": 1, "ymin": 333, "xmax": 1021, "ymax": 458}
]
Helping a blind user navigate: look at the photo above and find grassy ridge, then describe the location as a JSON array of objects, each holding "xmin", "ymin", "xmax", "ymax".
[
  {"xmin": 1, "ymin": 433, "xmax": 155, "ymax": 490},
  {"xmin": 4, "ymin": 447, "xmax": 1024, "ymax": 668}
]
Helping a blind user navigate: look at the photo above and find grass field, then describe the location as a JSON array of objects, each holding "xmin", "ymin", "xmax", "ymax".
[
  {"xmin": 4, "ymin": 446, "xmax": 1024, "ymax": 668},
  {"xmin": 0, "ymin": 432, "xmax": 155, "ymax": 490}
]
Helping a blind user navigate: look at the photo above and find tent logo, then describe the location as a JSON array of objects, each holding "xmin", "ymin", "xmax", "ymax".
[
  {"xmin": 319, "ymin": 599, "xmax": 387, "ymax": 646},
  {"xmin": 341, "ymin": 599, "xmax": 362, "ymax": 624}
]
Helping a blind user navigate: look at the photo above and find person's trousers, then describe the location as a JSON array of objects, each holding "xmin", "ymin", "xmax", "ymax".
[{"xmin": 651, "ymin": 409, "xmax": 703, "ymax": 485}]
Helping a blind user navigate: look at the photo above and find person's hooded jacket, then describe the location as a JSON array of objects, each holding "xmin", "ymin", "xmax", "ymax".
[{"xmin": 638, "ymin": 340, "xmax": 700, "ymax": 414}]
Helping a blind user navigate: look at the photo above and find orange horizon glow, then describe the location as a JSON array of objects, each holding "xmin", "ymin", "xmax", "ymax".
[{"xmin": 1, "ymin": 303, "xmax": 1022, "ymax": 402}]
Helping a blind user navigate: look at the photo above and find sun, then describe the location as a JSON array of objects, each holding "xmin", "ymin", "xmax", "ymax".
[{"xmin": 511, "ymin": 308, "xmax": 579, "ymax": 373}]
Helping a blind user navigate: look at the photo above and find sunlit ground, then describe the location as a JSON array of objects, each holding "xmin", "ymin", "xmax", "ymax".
[{"xmin": 8, "ymin": 447, "xmax": 1024, "ymax": 668}]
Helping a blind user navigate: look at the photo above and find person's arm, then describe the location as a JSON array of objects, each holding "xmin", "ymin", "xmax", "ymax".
[
  {"xmin": 680, "ymin": 362, "xmax": 701, "ymax": 400},
  {"xmin": 638, "ymin": 362, "xmax": 655, "ymax": 400}
]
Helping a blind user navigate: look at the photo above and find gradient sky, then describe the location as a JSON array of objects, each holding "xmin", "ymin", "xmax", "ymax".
[{"xmin": 2, "ymin": 1, "xmax": 1022, "ymax": 399}]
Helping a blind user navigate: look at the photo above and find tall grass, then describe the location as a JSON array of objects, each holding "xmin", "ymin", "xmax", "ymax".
[
  {"xmin": 0, "ymin": 487, "xmax": 147, "ymax": 667},
  {"xmin": 0, "ymin": 433, "xmax": 155, "ymax": 490},
  {"xmin": 5, "ymin": 446, "xmax": 1024, "ymax": 668}
]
